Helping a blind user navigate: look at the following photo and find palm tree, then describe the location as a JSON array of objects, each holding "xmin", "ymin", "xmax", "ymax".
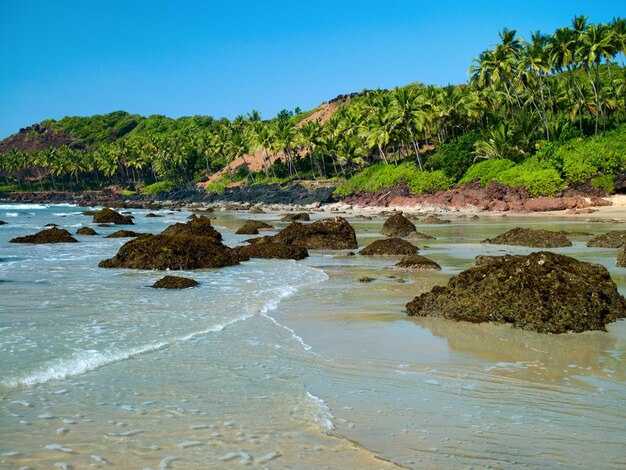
[
  {"xmin": 474, "ymin": 123, "xmax": 526, "ymax": 161},
  {"xmin": 389, "ymin": 87, "xmax": 427, "ymax": 170}
]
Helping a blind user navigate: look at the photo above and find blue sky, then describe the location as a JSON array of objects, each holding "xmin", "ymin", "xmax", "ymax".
[{"xmin": 0, "ymin": 0, "xmax": 622, "ymax": 138}]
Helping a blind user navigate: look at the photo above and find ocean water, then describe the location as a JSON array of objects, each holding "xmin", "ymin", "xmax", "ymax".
[{"xmin": 0, "ymin": 205, "xmax": 625, "ymax": 469}]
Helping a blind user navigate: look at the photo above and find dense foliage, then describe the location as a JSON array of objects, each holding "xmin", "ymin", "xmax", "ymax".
[{"xmin": 1, "ymin": 16, "xmax": 625, "ymax": 198}]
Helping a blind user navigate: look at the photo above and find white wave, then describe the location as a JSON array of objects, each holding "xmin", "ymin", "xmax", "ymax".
[
  {"xmin": 4, "ymin": 212, "xmax": 19, "ymax": 217},
  {"xmin": 305, "ymin": 391, "xmax": 335, "ymax": 430},
  {"xmin": 0, "ymin": 204, "xmax": 48, "ymax": 210}
]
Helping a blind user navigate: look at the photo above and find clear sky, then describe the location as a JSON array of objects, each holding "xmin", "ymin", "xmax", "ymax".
[{"xmin": 0, "ymin": 0, "xmax": 623, "ymax": 138}]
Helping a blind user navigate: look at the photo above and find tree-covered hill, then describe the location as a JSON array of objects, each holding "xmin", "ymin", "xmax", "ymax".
[{"xmin": 1, "ymin": 15, "xmax": 625, "ymax": 198}]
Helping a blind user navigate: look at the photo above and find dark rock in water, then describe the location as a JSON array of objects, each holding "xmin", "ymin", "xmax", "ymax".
[
  {"xmin": 105, "ymin": 230, "xmax": 145, "ymax": 238},
  {"xmin": 161, "ymin": 215, "xmax": 221, "ymax": 241},
  {"xmin": 281, "ymin": 212, "xmax": 310, "ymax": 222},
  {"xmin": 380, "ymin": 213, "xmax": 417, "ymax": 237},
  {"xmin": 44, "ymin": 223, "xmax": 59, "ymax": 227},
  {"xmin": 358, "ymin": 276, "xmax": 376, "ymax": 283},
  {"xmin": 249, "ymin": 206, "xmax": 265, "ymax": 214},
  {"xmin": 272, "ymin": 217, "xmax": 357, "ymax": 250},
  {"xmin": 98, "ymin": 223, "xmax": 112, "ymax": 227},
  {"xmin": 421, "ymin": 214, "xmax": 451, "ymax": 224},
  {"xmin": 482, "ymin": 227, "xmax": 572, "ymax": 248},
  {"xmin": 409, "ymin": 231, "xmax": 436, "ymax": 240},
  {"xmin": 360, "ymin": 238, "xmax": 419, "ymax": 256},
  {"xmin": 145, "ymin": 213, "xmax": 162, "ymax": 218},
  {"xmin": 235, "ymin": 220, "xmax": 274, "ymax": 235},
  {"xmin": 234, "ymin": 242, "xmax": 308, "ymax": 260},
  {"xmin": 76, "ymin": 227, "xmax": 98, "ymax": 236},
  {"xmin": 395, "ymin": 254, "xmax": 441, "ymax": 270},
  {"xmin": 98, "ymin": 234, "xmax": 240, "ymax": 270},
  {"xmin": 10, "ymin": 227, "xmax": 78, "ymax": 244},
  {"xmin": 0, "ymin": 220, "xmax": 7, "ymax": 225},
  {"xmin": 406, "ymin": 251, "xmax": 626, "ymax": 333},
  {"xmin": 152, "ymin": 275, "xmax": 198, "ymax": 289},
  {"xmin": 82, "ymin": 210, "xmax": 98, "ymax": 216},
  {"xmin": 587, "ymin": 231, "xmax": 626, "ymax": 248},
  {"xmin": 92, "ymin": 208, "xmax": 134, "ymax": 225}
]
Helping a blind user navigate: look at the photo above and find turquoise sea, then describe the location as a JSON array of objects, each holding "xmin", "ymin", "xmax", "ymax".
[{"xmin": 0, "ymin": 204, "xmax": 624, "ymax": 469}]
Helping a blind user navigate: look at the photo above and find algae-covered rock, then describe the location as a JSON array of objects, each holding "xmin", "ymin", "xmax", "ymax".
[
  {"xmin": 234, "ymin": 242, "xmax": 308, "ymax": 260},
  {"xmin": 98, "ymin": 234, "xmax": 240, "ymax": 270},
  {"xmin": 272, "ymin": 217, "xmax": 357, "ymax": 250},
  {"xmin": 482, "ymin": 227, "xmax": 572, "ymax": 248},
  {"xmin": 359, "ymin": 238, "xmax": 419, "ymax": 256},
  {"xmin": 235, "ymin": 220, "xmax": 274, "ymax": 235},
  {"xmin": 76, "ymin": 227, "xmax": 98, "ymax": 236},
  {"xmin": 380, "ymin": 213, "xmax": 417, "ymax": 237},
  {"xmin": 10, "ymin": 227, "xmax": 78, "ymax": 244},
  {"xmin": 586, "ymin": 231, "xmax": 626, "ymax": 248},
  {"xmin": 281, "ymin": 212, "xmax": 310, "ymax": 221},
  {"xmin": 249, "ymin": 206, "xmax": 265, "ymax": 214},
  {"xmin": 358, "ymin": 276, "xmax": 376, "ymax": 283},
  {"xmin": 422, "ymin": 214, "xmax": 451, "ymax": 224},
  {"xmin": 407, "ymin": 251, "xmax": 626, "ymax": 333},
  {"xmin": 408, "ymin": 231, "xmax": 436, "ymax": 240},
  {"xmin": 161, "ymin": 215, "xmax": 222, "ymax": 241},
  {"xmin": 92, "ymin": 208, "xmax": 134, "ymax": 225},
  {"xmin": 105, "ymin": 230, "xmax": 146, "ymax": 238},
  {"xmin": 152, "ymin": 275, "xmax": 198, "ymax": 289},
  {"xmin": 617, "ymin": 248, "xmax": 626, "ymax": 267},
  {"xmin": 395, "ymin": 254, "xmax": 441, "ymax": 270}
]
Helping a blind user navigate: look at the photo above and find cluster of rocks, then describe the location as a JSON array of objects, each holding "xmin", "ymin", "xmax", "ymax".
[{"xmin": 342, "ymin": 181, "xmax": 613, "ymax": 213}]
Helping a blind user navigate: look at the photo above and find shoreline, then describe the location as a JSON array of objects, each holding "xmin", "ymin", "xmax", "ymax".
[{"xmin": 3, "ymin": 188, "xmax": 626, "ymax": 222}]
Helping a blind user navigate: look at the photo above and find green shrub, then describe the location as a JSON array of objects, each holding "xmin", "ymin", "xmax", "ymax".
[
  {"xmin": 459, "ymin": 159, "xmax": 515, "ymax": 186},
  {"xmin": 334, "ymin": 162, "xmax": 417, "ymax": 196},
  {"xmin": 590, "ymin": 174, "xmax": 615, "ymax": 194},
  {"xmin": 407, "ymin": 170, "xmax": 454, "ymax": 194},
  {"xmin": 120, "ymin": 189, "xmax": 136, "ymax": 196},
  {"xmin": 496, "ymin": 166, "xmax": 566, "ymax": 197},
  {"xmin": 141, "ymin": 181, "xmax": 175, "ymax": 195},
  {"xmin": 425, "ymin": 132, "xmax": 479, "ymax": 181}
]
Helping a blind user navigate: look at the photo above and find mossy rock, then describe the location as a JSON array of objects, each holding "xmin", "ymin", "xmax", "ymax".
[
  {"xmin": 272, "ymin": 217, "xmax": 357, "ymax": 250},
  {"xmin": 586, "ymin": 231, "xmax": 626, "ymax": 248},
  {"xmin": 421, "ymin": 214, "xmax": 451, "ymax": 224},
  {"xmin": 380, "ymin": 213, "xmax": 417, "ymax": 237},
  {"xmin": 395, "ymin": 254, "xmax": 441, "ymax": 270},
  {"xmin": 10, "ymin": 227, "xmax": 78, "ymax": 244},
  {"xmin": 408, "ymin": 231, "xmax": 436, "ymax": 240},
  {"xmin": 281, "ymin": 212, "xmax": 310, "ymax": 221},
  {"xmin": 152, "ymin": 275, "xmax": 198, "ymax": 289},
  {"xmin": 81, "ymin": 210, "xmax": 98, "ymax": 216},
  {"xmin": 360, "ymin": 238, "xmax": 419, "ymax": 256},
  {"xmin": 161, "ymin": 215, "xmax": 222, "ymax": 241},
  {"xmin": 98, "ymin": 234, "xmax": 241, "ymax": 270},
  {"xmin": 236, "ymin": 220, "xmax": 274, "ymax": 235},
  {"xmin": 407, "ymin": 251, "xmax": 626, "ymax": 334},
  {"xmin": 358, "ymin": 276, "xmax": 376, "ymax": 283},
  {"xmin": 105, "ymin": 230, "xmax": 146, "ymax": 238},
  {"xmin": 617, "ymin": 248, "xmax": 626, "ymax": 267},
  {"xmin": 92, "ymin": 208, "xmax": 134, "ymax": 225},
  {"xmin": 76, "ymin": 227, "xmax": 98, "ymax": 236},
  {"xmin": 234, "ymin": 242, "xmax": 308, "ymax": 260},
  {"xmin": 482, "ymin": 227, "xmax": 572, "ymax": 248},
  {"xmin": 249, "ymin": 206, "xmax": 265, "ymax": 214}
]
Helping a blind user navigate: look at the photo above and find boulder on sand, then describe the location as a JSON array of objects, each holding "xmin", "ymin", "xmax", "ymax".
[
  {"xmin": 105, "ymin": 230, "xmax": 146, "ymax": 238},
  {"xmin": 407, "ymin": 251, "xmax": 626, "ymax": 333},
  {"xmin": 76, "ymin": 227, "xmax": 98, "ymax": 235},
  {"xmin": 395, "ymin": 254, "xmax": 441, "ymax": 270},
  {"xmin": 152, "ymin": 275, "xmax": 198, "ymax": 289},
  {"xmin": 10, "ymin": 227, "xmax": 78, "ymax": 244},
  {"xmin": 92, "ymin": 208, "xmax": 134, "ymax": 225},
  {"xmin": 234, "ymin": 242, "xmax": 308, "ymax": 260},
  {"xmin": 236, "ymin": 220, "xmax": 274, "ymax": 235},
  {"xmin": 161, "ymin": 215, "xmax": 222, "ymax": 241},
  {"xmin": 380, "ymin": 212, "xmax": 417, "ymax": 237},
  {"xmin": 482, "ymin": 227, "xmax": 572, "ymax": 248},
  {"xmin": 359, "ymin": 238, "xmax": 419, "ymax": 256},
  {"xmin": 272, "ymin": 217, "xmax": 357, "ymax": 250},
  {"xmin": 586, "ymin": 231, "xmax": 626, "ymax": 248},
  {"xmin": 98, "ymin": 234, "xmax": 241, "ymax": 270}
]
